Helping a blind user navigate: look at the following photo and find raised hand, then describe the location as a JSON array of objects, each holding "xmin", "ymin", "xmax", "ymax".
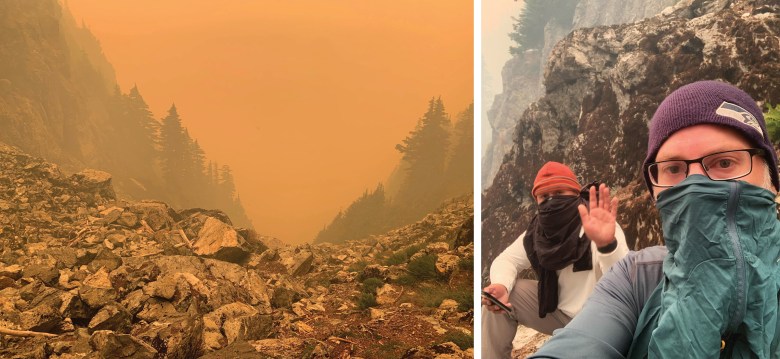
[{"xmin": 577, "ymin": 183, "xmax": 618, "ymax": 248}]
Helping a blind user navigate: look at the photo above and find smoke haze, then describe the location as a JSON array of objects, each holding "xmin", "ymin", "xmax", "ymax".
[{"xmin": 65, "ymin": 0, "xmax": 473, "ymax": 244}]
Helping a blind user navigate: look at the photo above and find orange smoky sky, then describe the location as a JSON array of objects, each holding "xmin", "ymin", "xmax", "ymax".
[{"xmin": 65, "ymin": 1, "xmax": 473, "ymax": 244}]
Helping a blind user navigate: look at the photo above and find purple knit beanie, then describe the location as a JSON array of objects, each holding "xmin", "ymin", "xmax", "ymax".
[{"xmin": 643, "ymin": 80, "xmax": 778, "ymax": 196}]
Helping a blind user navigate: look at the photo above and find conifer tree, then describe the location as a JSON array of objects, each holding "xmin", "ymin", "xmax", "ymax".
[
  {"xmin": 444, "ymin": 104, "xmax": 474, "ymax": 197},
  {"xmin": 190, "ymin": 139, "xmax": 206, "ymax": 178},
  {"xmin": 509, "ymin": 0, "xmax": 578, "ymax": 54},
  {"xmin": 394, "ymin": 97, "xmax": 451, "ymax": 219},
  {"xmin": 159, "ymin": 104, "xmax": 187, "ymax": 195},
  {"xmin": 313, "ymin": 183, "xmax": 389, "ymax": 244},
  {"xmin": 219, "ymin": 165, "xmax": 236, "ymax": 200},
  {"xmin": 127, "ymin": 85, "xmax": 160, "ymax": 146}
]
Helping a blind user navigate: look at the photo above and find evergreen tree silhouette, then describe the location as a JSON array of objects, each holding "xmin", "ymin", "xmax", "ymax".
[
  {"xmin": 159, "ymin": 104, "xmax": 187, "ymax": 205},
  {"xmin": 395, "ymin": 97, "xmax": 451, "ymax": 220},
  {"xmin": 314, "ymin": 183, "xmax": 389, "ymax": 244},
  {"xmin": 219, "ymin": 165, "xmax": 236, "ymax": 202},
  {"xmin": 127, "ymin": 85, "xmax": 160, "ymax": 147},
  {"xmin": 444, "ymin": 103, "xmax": 474, "ymax": 198}
]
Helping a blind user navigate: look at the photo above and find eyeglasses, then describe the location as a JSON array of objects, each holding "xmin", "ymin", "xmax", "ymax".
[{"xmin": 646, "ymin": 148, "xmax": 765, "ymax": 187}]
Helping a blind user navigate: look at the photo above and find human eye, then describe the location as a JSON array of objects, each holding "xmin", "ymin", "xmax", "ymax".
[
  {"xmin": 704, "ymin": 152, "xmax": 744, "ymax": 174},
  {"xmin": 659, "ymin": 162, "xmax": 684, "ymax": 175}
]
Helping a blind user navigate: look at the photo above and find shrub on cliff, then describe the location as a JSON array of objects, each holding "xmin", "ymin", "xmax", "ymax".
[{"xmin": 765, "ymin": 103, "xmax": 780, "ymax": 145}]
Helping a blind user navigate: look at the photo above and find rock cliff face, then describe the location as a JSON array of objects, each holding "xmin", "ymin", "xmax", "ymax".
[
  {"xmin": 483, "ymin": 0, "xmax": 780, "ymax": 280},
  {"xmin": 483, "ymin": 0, "xmax": 679, "ymax": 189},
  {"xmin": 0, "ymin": 0, "xmax": 253, "ymax": 227},
  {"xmin": 572, "ymin": 0, "xmax": 680, "ymax": 28},
  {"xmin": 0, "ymin": 0, "xmax": 120, "ymax": 171},
  {"xmin": 0, "ymin": 143, "xmax": 474, "ymax": 358}
]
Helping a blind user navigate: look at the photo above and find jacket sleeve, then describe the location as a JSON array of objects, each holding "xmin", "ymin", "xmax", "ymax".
[
  {"xmin": 596, "ymin": 222, "xmax": 629, "ymax": 274},
  {"xmin": 489, "ymin": 231, "xmax": 532, "ymax": 293},
  {"xmin": 529, "ymin": 251, "xmax": 643, "ymax": 359}
]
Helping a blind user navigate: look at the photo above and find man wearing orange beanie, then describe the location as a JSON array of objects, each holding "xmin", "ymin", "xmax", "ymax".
[{"xmin": 481, "ymin": 161, "xmax": 628, "ymax": 358}]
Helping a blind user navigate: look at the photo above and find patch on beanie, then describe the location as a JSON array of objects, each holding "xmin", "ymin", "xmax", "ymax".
[{"xmin": 716, "ymin": 101, "xmax": 763, "ymax": 136}]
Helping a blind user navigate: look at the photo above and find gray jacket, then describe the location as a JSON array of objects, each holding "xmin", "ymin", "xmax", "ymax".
[{"xmin": 530, "ymin": 246, "xmax": 668, "ymax": 358}]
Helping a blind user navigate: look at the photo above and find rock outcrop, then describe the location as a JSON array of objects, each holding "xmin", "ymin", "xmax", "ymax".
[
  {"xmin": 483, "ymin": 0, "xmax": 679, "ymax": 189},
  {"xmin": 0, "ymin": 143, "xmax": 474, "ymax": 358},
  {"xmin": 483, "ymin": 0, "xmax": 780, "ymax": 281}
]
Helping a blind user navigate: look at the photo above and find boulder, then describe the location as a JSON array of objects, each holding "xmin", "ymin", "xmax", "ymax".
[
  {"xmin": 248, "ymin": 338, "xmax": 307, "ymax": 358},
  {"xmin": 23, "ymin": 257, "xmax": 60, "ymax": 286},
  {"xmin": 0, "ymin": 275, "xmax": 15, "ymax": 289},
  {"xmin": 116, "ymin": 211, "xmax": 139, "ymax": 228},
  {"xmin": 193, "ymin": 217, "xmax": 250, "ymax": 263},
  {"xmin": 435, "ymin": 299, "xmax": 460, "ymax": 320},
  {"xmin": 131, "ymin": 318, "xmax": 204, "ymax": 358},
  {"xmin": 88, "ymin": 303, "xmax": 131, "ymax": 333},
  {"xmin": 120, "ymin": 289, "xmax": 150, "ymax": 317},
  {"xmin": 99, "ymin": 207, "xmax": 123, "ymax": 224},
  {"xmin": 59, "ymin": 292, "xmax": 91, "ymax": 320},
  {"xmin": 270, "ymin": 286, "xmax": 304, "ymax": 310},
  {"xmin": 453, "ymin": 217, "xmax": 473, "ymax": 249},
  {"xmin": 79, "ymin": 268, "xmax": 117, "ymax": 309},
  {"xmin": 89, "ymin": 330, "xmax": 157, "ymax": 359},
  {"xmin": 376, "ymin": 283, "xmax": 400, "ymax": 305},
  {"xmin": 0, "ymin": 264, "xmax": 23, "ymax": 280},
  {"xmin": 136, "ymin": 299, "xmax": 179, "ymax": 322},
  {"xmin": 426, "ymin": 242, "xmax": 450, "ymax": 254},
  {"xmin": 70, "ymin": 169, "xmax": 116, "ymax": 202},
  {"xmin": 358, "ymin": 264, "xmax": 388, "ymax": 282},
  {"xmin": 203, "ymin": 302, "xmax": 272, "ymax": 350},
  {"xmin": 369, "ymin": 307, "xmax": 385, "ymax": 321},
  {"xmin": 142, "ymin": 274, "xmax": 177, "ymax": 300},
  {"xmin": 88, "ymin": 249, "xmax": 123, "ymax": 273},
  {"xmin": 289, "ymin": 252, "xmax": 313, "ymax": 276},
  {"xmin": 20, "ymin": 304, "xmax": 62, "ymax": 333},
  {"xmin": 127, "ymin": 201, "xmax": 177, "ymax": 231},
  {"xmin": 435, "ymin": 254, "xmax": 460, "ymax": 276}
]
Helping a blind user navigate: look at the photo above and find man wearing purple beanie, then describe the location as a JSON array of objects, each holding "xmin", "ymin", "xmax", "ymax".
[{"xmin": 530, "ymin": 80, "xmax": 780, "ymax": 358}]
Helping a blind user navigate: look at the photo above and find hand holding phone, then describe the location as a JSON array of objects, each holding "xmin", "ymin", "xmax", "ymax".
[{"xmin": 482, "ymin": 290, "xmax": 512, "ymax": 313}]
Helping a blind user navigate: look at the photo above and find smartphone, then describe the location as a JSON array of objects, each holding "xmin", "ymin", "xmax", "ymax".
[{"xmin": 482, "ymin": 291, "xmax": 512, "ymax": 312}]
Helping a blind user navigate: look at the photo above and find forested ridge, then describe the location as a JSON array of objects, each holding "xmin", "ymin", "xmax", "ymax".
[
  {"xmin": 314, "ymin": 99, "xmax": 473, "ymax": 244},
  {"xmin": 0, "ymin": 0, "xmax": 251, "ymax": 227}
]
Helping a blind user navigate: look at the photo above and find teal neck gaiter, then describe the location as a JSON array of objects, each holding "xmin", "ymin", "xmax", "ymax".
[{"xmin": 632, "ymin": 175, "xmax": 780, "ymax": 358}]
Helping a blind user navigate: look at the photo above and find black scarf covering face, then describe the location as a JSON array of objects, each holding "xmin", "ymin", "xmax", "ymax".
[{"xmin": 522, "ymin": 195, "xmax": 593, "ymax": 318}]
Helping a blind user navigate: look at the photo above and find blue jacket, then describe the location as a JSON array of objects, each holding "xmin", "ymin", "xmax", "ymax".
[
  {"xmin": 532, "ymin": 179, "xmax": 780, "ymax": 358},
  {"xmin": 530, "ymin": 246, "xmax": 667, "ymax": 358}
]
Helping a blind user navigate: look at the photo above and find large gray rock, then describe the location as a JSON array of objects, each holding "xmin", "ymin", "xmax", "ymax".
[
  {"xmin": 0, "ymin": 264, "xmax": 23, "ymax": 279},
  {"xmin": 23, "ymin": 256, "xmax": 60, "ymax": 286},
  {"xmin": 142, "ymin": 274, "xmax": 177, "ymax": 300},
  {"xmin": 136, "ymin": 299, "xmax": 179, "ymax": 323},
  {"xmin": 203, "ymin": 302, "xmax": 272, "ymax": 351},
  {"xmin": 88, "ymin": 303, "xmax": 131, "ymax": 334},
  {"xmin": 70, "ymin": 169, "xmax": 116, "ymax": 203},
  {"xmin": 20, "ymin": 304, "xmax": 62, "ymax": 333},
  {"xmin": 88, "ymin": 249, "xmax": 123, "ymax": 273},
  {"xmin": 573, "ymin": 0, "xmax": 679, "ymax": 28},
  {"xmin": 79, "ymin": 268, "xmax": 117, "ymax": 309},
  {"xmin": 127, "ymin": 201, "xmax": 177, "ymax": 231},
  {"xmin": 120, "ymin": 289, "xmax": 150, "ymax": 317},
  {"xmin": 483, "ymin": 0, "xmax": 681, "ymax": 189},
  {"xmin": 192, "ymin": 217, "xmax": 250, "ymax": 263},
  {"xmin": 89, "ymin": 330, "xmax": 157, "ymax": 359},
  {"xmin": 131, "ymin": 318, "xmax": 204, "ymax": 359},
  {"xmin": 205, "ymin": 260, "xmax": 271, "ymax": 310}
]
